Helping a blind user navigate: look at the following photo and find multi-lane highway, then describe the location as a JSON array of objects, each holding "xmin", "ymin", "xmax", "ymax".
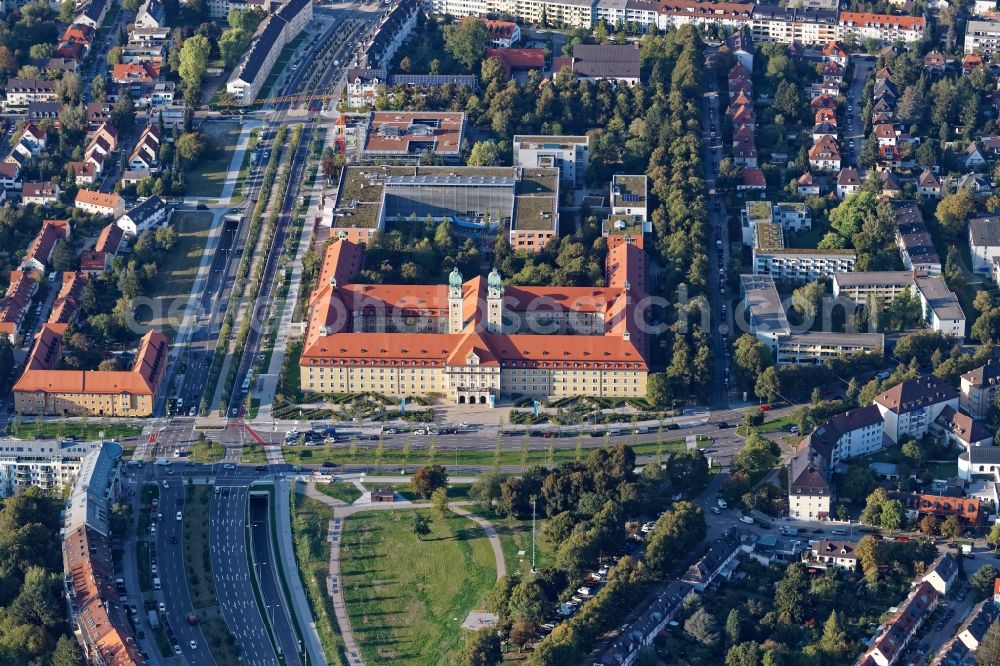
[
  {"xmin": 210, "ymin": 478, "xmax": 280, "ymax": 665},
  {"xmin": 249, "ymin": 495, "xmax": 302, "ymax": 664},
  {"xmin": 154, "ymin": 477, "xmax": 215, "ymax": 663}
]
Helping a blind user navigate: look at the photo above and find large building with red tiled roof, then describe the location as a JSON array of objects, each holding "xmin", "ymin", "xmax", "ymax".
[
  {"xmin": 14, "ymin": 327, "xmax": 168, "ymax": 416},
  {"xmin": 301, "ymin": 239, "xmax": 649, "ymax": 404}
]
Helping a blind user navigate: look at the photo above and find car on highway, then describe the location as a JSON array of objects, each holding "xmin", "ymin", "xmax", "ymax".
[
  {"xmin": 223, "ymin": 463, "xmax": 235, "ymax": 469},
  {"xmin": 158, "ymin": 602, "xmax": 166, "ymax": 612},
  {"xmin": 189, "ymin": 641, "xmax": 197, "ymax": 650}
]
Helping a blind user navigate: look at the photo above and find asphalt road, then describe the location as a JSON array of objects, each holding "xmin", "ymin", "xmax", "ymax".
[
  {"xmin": 209, "ymin": 482, "xmax": 280, "ymax": 665},
  {"xmin": 703, "ymin": 46, "xmax": 733, "ymax": 410},
  {"xmin": 249, "ymin": 495, "xmax": 302, "ymax": 664},
  {"xmin": 154, "ymin": 478, "xmax": 215, "ymax": 664},
  {"xmin": 844, "ymin": 56, "xmax": 875, "ymax": 169}
]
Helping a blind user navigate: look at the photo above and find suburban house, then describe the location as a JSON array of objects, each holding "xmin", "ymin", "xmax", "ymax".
[
  {"xmin": 21, "ymin": 181, "xmax": 60, "ymax": 206},
  {"xmin": 873, "ymin": 376, "xmax": 959, "ymax": 443},
  {"xmin": 930, "ymin": 406, "xmax": 994, "ymax": 450},
  {"xmin": 681, "ymin": 528, "xmax": 743, "ymax": 592},
  {"xmin": 836, "ymin": 167, "xmax": 863, "ymax": 198},
  {"xmin": 47, "ymin": 271, "xmax": 87, "ymax": 333},
  {"xmin": 19, "ymin": 219, "xmax": 70, "ymax": 273},
  {"xmin": 957, "ymin": 601, "xmax": 996, "ymax": 651},
  {"xmin": 922, "ymin": 554, "xmax": 959, "ymax": 595},
  {"xmin": 918, "ymin": 169, "xmax": 942, "ymax": 197},
  {"xmin": 806, "ymin": 539, "xmax": 859, "ymax": 571},
  {"xmin": 788, "ymin": 443, "xmax": 833, "ymax": 520},
  {"xmin": 75, "ymin": 190, "xmax": 124, "ymax": 218},
  {"xmin": 127, "ymin": 124, "xmax": 160, "ymax": 173}
]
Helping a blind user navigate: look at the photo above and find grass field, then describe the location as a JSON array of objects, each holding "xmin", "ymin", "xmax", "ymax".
[
  {"xmin": 231, "ymin": 128, "xmax": 260, "ymax": 204},
  {"xmin": 183, "ymin": 485, "xmax": 240, "ymax": 666},
  {"xmin": 315, "ymin": 482, "xmax": 362, "ymax": 504},
  {"xmin": 283, "ymin": 436, "xmax": 701, "ymax": 469},
  {"xmin": 142, "ymin": 211, "xmax": 212, "ymax": 339},
  {"xmin": 189, "ymin": 438, "xmax": 225, "ymax": 463},
  {"xmin": 290, "ymin": 494, "xmax": 346, "ymax": 665},
  {"xmin": 6, "ymin": 420, "xmax": 141, "ymax": 440},
  {"xmin": 341, "ymin": 510, "xmax": 496, "ymax": 665},
  {"xmin": 186, "ymin": 122, "xmax": 242, "ymax": 198},
  {"xmin": 476, "ymin": 511, "xmax": 555, "ymax": 577}
]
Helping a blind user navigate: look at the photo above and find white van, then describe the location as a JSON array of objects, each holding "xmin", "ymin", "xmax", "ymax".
[
  {"xmin": 739, "ymin": 515, "xmax": 754, "ymax": 525},
  {"xmin": 153, "ymin": 577, "xmax": 161, "ymax": 590}
]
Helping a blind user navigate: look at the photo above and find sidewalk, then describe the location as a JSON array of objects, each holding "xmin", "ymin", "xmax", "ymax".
[
  {"xmin": 219, "ymin": 120, "xmax": 262, "ymax": 205},
  {"xmin": 256, "ymin": 124, "xmax": 335, "ymax": 421},
  {"xmin": 275, "ymin": 479, "xmax": 326, "ymax": 665}
]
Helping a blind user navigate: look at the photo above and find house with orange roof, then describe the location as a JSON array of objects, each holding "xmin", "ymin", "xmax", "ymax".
[
  {"xmin": 300, "ymin": 239, "xmax": 649, "ymax": 405},
  {"xmin": 47, "ymin": 272, "xmax": 87, "ymax": 333},
  {"xmin": 0, "ymin": 271, "xmax": 38, "ymax": 342},
  {"xmin": 75, "ymin": 189, "xmax": 124, "ymax": 218},
  {"xmin": 14, "ymin": 327, "xmax": 168, "ymax": 416},
  {"xmin": 809, "ymin": 134, "xmax": 841, "ymax": 171},
  {"xmin": 822, "ymin": 40, "xmax": 849, "ymax": 66},
  {"xmin": 20, "ymin": 219, "xmax": 70, "ymax": 272},
  {"xmin": 483, "ymin": 19, "xmax": 520, "ymax": 47},
  {"xmin": 111, "ymin": 62, "xmax": 160, "ymax": 83}
]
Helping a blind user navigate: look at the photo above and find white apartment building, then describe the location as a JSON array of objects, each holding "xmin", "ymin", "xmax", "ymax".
[
  {"xmin": 0, "ymin": 438, "xmax": 104, "ymax": 497},
  {"xmin": 788, "ymin": 444, "xmax": 833, "ymax": 520},
  {"xmin": 837, "ymin": 11, "xmax": 925, "ymax": 44},
  {"xmin": 227, "ymin": 0, "xmax": 313, "ymax": 105},
  {"xmin": 965, "ymin": 20, "xmax": 1000, "ymax": 56},
  {"xmin": 960, "ymin": 362, "xmax": 1000, "ymax": 419},
  {"xmin": 832, "ymin": 271, "xmax": 916, "ymax": 305},
  {"xmin": 969, "ymin": 217, "xmax": 1000, "ymax": 273},
  {"xmin": 753, "ymin": 221, "xmax": 856, "ymax": 282},
  {"xmin": 873, "ymin": 376, "xmax": 960, "ymax": 444},
  {"xmin": 513, "ymin": 135, "xmax": 590, "ymax": 187},
  {"xmin": 913, "ymin": 275, "xmax": 965, "ymax": 338},
  {"xmin": 775, "ymin": 332, "xmax": 884, "ymax": 365},
  {"xmin": 803, "ymin": 405, "xmax": 886, "ymax": 467}
]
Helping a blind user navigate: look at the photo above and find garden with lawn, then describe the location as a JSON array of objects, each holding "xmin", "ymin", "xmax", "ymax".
[{"xmin": 340, "ymin": 509, "xmax": 497, "ymax": 665}]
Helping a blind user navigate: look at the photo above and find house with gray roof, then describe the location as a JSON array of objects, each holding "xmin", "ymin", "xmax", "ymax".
[{"xmin": 969, "ymin": 216, "xmax": 1000, "ymax": 273}]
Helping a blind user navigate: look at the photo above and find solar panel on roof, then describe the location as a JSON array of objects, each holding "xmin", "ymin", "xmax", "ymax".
[{"xmin": 619, "ymin": 193, "xmax": 643, "ymax": 202}]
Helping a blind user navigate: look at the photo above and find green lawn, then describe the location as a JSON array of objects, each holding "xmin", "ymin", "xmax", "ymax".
[
  {"xmin": 315, "ymin": 482, "xmax": 363, "ymax": 504},
  {"xmin": 186, "ymin": 122, "xmax": 243, "ymax": 198},
  {"xmin": 231, "ymin": 128, "xmax": 260, "ymax": 204},
  {"xmin": 184, "ymin": 486, "xmax": 240, "ymax": 666},
  {"xmin": 241, "ymin": 443, "xmax": 268, "ymax": 463},
  {"xmin": 7, "ymin": 420, "xmax": 141, "ymax": 440},
  {"xmin": 290, "ymin": 494, "xmax": 346, "ymax": 665},
  {"xmin": 189, "ymin": 438, "xmax": 225, "ymax": 463},
  {"xmin": 852, "ymin": 447, "xmax": 957, "ymax": 481},
  {"xmin": 141, "ymin": 211, "xmax": 212, "ymax": 340},
  {"xmin": 341, "ymin": 510, "xmax": 496, "ymax": 665},
  {"xmin": 283, "ymin": 436, "xmax": 700, "ymax": 469},
  {"xmin": 476, "ymin": 510, "xmax": 555, "ymax": 578}
]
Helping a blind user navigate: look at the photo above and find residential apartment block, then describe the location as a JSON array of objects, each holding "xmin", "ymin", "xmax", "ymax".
[
  {"xmin": 0, "ymin": 438, "xmax": 105, "ymax": 497},
  {"xmin": 873, "ymin": 376, "xmax": 960, "ymax": 444},
  {"xmin": 752, "ymin": 221, "xmax": 856, "ymax": 282},
  {"xmin": 14, "ymin": 327, "xmax": 168, "ymax": 416},
  {"xmin": 960, "ymin": 362, "xmax": 1000, "ymax": 419},
  {"xmin": 831, "ymin": 272, "xmax": 965, "ymax": 337},
  {"xmin": 894, "ymin": 200, "xmax": 942, "ymax": 276},
  {"xmin": 226, "ymin": 0, "xmax": 313, "ymax": 105},
  {"xmin": 300, "ymin": 239, "xmax": 648, "ymax": 404},
  {"xmin": 965, "ymin": 19, "xmax": 1000, "ymax": 57}
]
